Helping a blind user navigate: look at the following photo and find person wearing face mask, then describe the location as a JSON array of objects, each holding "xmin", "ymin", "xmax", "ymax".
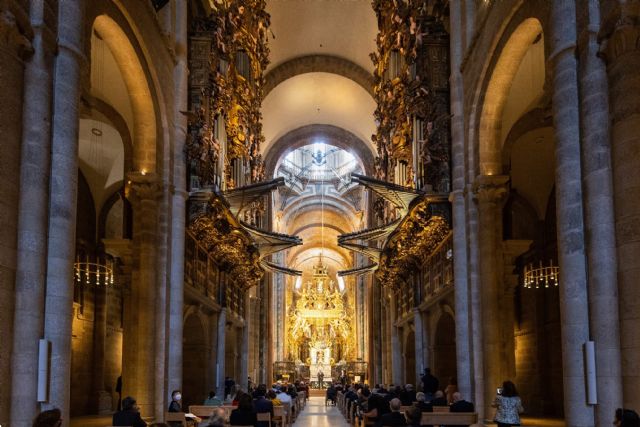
[
  {"xmin": 169, "ymin": 390, "xmax": 183, "ymax": 412},
  {"xmin": 112, "ymin": 396, "xmax": 147, "ymax": 427}
]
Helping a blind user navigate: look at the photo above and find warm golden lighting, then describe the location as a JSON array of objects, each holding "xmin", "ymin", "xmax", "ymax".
[
  {"xmin": 524, "ymin": 260, "xmax": 559, "ymax": 289},
  {"xmin": 74, "ymin": 254, "xmax": 114, "ymax": 286}
]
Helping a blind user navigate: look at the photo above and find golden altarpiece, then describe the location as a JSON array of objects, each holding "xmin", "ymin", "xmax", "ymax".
[{"xmin": 285, "ymin": 259, "xmax": 356, "ymax": 386}]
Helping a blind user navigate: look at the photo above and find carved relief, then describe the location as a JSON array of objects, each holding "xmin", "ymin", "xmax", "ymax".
[
  {"xmin": 371, "ymin": 0, "xmax": 451, "ymax": 205},
  {"xmin": 376, "ymin": 198, "xmax": 450, "ymax": 291},
  {"xmin": 186, "ymin": 0, "xmax": 270, "ymax": 188}
]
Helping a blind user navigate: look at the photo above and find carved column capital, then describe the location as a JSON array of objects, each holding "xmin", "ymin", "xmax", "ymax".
[
  {"xmin": 472, "ymin": 174, "xmax": 509, "ymax": 205},
  {"xmin": 0, "ymin": 6, "xmax": 33, "ymax": 59},
  {"xmin": 599, "ymin": 15, "xmax": 640, "ymax": 64},
  {"xmin": 125, "ymin": 172, "xmax": 162, "ymax": 206}
]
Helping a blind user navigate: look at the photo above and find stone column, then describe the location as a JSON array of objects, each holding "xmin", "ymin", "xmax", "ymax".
[
  {"xmin": 466, "ymin": 187, "xmax": 484, "ymax": 419},
  {"xmin": 123, "ymin": 173, "xmax": 160, "ymax": 418},
  {"xmin": 599, "ymin": 1, "xmax": 640, "ymax": 411},
  {"xmin": 549, "ymin": 1, "xmax": 594, "ymax": 425},
  {"xmin": 473, "ymin": 174, "xmax": 508, "ymax": 420},
  {"xmin": 413, "ymin": 308, "xmax": 424, "ymax": 386},
  {"xmin": 10, "ymin": 0, "xmax": 53, "ymax": 426},
  {"xmin": 216, "ymin": 307, "xmax": 227, "ymax": 398},
  {"xmin": 501, "ymin": 240, "xmax": 531, "ymax": 381},
  {"xmin": 0, "ymin": 1, "xmax": 31, "ymax": 424},
  {"xmin": 389, "ymin": 295, "xmax": 402, "ymax": 385},
  {"xmin": 92, "ymin": 285, "xmax": 111, "ymax": 413},
  {"xmin": 167, "ymin": 0, "xmax": 189, "ymax": 403},
  {"xmin": 576, "ymin": 1, "xmax": 623, "ymax": 423},
  {"xmin": 450, "ymin": 190, "xmax": 473, "ymax": 400},
  {"xmin": 449, "ymin": 0, "xmax": 474, "ymax": 403},
  {"xmin": 40, "ymin": 3, "xmax": 84, "ymax": 425},
  {"xmin": 240, "ymin": 291, "xmax": 250, "ymax": 390}
]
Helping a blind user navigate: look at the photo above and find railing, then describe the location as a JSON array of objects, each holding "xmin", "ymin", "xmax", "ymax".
[
  {"xmin": 396, "ymin": 232, "xmax": 453, "ymax": 319},
  {"xmin": 421, "ymin": 232, "xmax": 453, "ymax": 300},
  {"xmin": 184, "ymin": 231, "xmax": 245, "ymax": 318}
]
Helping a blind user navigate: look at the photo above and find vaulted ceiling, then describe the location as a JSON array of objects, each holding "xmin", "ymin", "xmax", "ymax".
[{"xmin": 262, "ymin": 0, "xmax": 378, "ymax": 274}]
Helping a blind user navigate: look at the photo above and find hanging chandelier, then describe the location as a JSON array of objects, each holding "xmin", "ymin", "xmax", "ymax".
[
  {"xmin": 74, "ymin": 253, "xmax": 115, "ymax": 286},
  {"xmin": 523, "ymin": 259, "xmax": 559, "ymax": 289}
]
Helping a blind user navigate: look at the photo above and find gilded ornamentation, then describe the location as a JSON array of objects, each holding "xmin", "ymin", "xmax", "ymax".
[
  {"xmin": 188, "ymin": 196, "xmax": 264, "ymax": 288},
  {"xmin": 287, "ymin": 261, "xmax": 355, "ymax": 363},
  {"xmin": 186, "ymin": 0, "xmax": 270, "ymax": 188},
  {"xmin": 376, "ymin": 199, "xmax": 450, "ymax": 290},
  {"xmin": 371, "ymin": 0, "xmax": 451, "ymax": 207}
]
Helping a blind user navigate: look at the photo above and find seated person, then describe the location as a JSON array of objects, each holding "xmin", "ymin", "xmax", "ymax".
[
  {"xmin": 400, "ymin": 384, "xmax": 416, "ymax": 406},
  {"xmin": 430, "ymin": 390, "xmax": 448, "ymax": 407},
  {"xmin": 326, "ymin": 384, "xmax": 337, "ymax": 404},
  {"xmin": 253, "ymin": 387, "xmax": 274, "ymax": 427},
  {"xmin": 362, "ymin": 393, "xmax": 389, "ymax": 424},
  {"xmin": 112, "ymin": 396, "xmax": 147, "ymax": 427},
  {"xmin": 412, "ymin": 392, "xmax": 433, "ymax": 427},
  {"xmin": 229, "ymin": 394, "xmax": 257, "ymax": 427},
  {"xmin": 374, "ymin": 398, "xmax": 408, "ymax": 427},
  {"xmin": 449, "ymin": 392, "xmax": 475, "ymax": 427},
  {"xmin": 204, "ymin": 390, "xmax": 223, "ymax": 406},
  {"xmin": 267, "ymin": 389, "xmax": 282, "ymax": 406},
  {"xmin": 32, "ymin": 408, "xmax": 63, "ymax": 427}
]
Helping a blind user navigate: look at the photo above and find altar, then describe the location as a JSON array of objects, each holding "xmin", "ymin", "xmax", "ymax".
[{"xmin": 309, "ymin": 347, "xmax": 332, "ymax": 387}]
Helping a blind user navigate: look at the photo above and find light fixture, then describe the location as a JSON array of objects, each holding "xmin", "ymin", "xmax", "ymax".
[
  {"xmin": 524, "ymin": 259, "xmax": 559, "ymax": 289},
  {"xmin": 295, "ymin": 276, "xmax": 302, "ymax": 290},
  {"xmin": 74, "ymin": 253, "xmax": 115, "ymax": 286},
  {"xmin": 337, "ymin": 276, "xmax": 345, "ymax": 292}
]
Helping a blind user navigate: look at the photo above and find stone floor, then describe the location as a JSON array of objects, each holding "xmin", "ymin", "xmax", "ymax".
[{"xmin": 69, "ymin": 397, "xmax": 566, "ymax": 427}]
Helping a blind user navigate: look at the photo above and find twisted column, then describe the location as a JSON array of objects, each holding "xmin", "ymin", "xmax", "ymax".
[{"xmin": 473, "ymin": 174, "xmax": 508, "ymax": 421}]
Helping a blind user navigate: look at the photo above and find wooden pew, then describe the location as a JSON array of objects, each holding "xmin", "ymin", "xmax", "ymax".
[{"xmin": 420, "ymin": 411, "xmax": 478, "ymax": 426}]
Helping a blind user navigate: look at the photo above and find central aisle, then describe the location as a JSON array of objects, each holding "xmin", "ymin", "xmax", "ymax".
[{"xmin": 294, "ymin": 396, "xmax": 351, "ymax": 427}]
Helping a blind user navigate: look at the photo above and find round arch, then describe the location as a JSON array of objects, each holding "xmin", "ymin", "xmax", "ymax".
[
  {"xmin": 93, "ymin": 15, "xmax": 157, "ymax": 172},
  {"xmin": 477, "ymin": 18, "xmax": 544, "ymax": 175},
  {"xmin": 264, "ymin": 126, "xmax": 375, "ymax": 178},
  {"xmin": 264, "ymin": 55, "xmax": 374, "ymax": 97}
]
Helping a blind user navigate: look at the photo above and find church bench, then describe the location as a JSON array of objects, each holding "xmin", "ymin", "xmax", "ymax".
[{"xmin": 420, "ymin": 411, "xmax": 478, "ymax": 425}]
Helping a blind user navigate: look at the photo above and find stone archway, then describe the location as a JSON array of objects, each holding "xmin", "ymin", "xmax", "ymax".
[
  {"xmin": 433, "ymin": 313, "xmax": 456, "ymax": 385},
  {"xmin": 477, "ymin": 18, "xmax": 543, "ymax": 175},
  {"xmin": 183, "ymin": 314, "xmax": 207, "ymax": 408},
  {"xmin": 93, "ymin": 15, "xmax": 157, "ymax": 173}
]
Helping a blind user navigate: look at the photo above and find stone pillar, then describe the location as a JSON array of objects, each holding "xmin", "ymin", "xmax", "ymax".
[
  {"xmin": 413, "ymin": 308, "xmax": 424, "ymax": 386},
  {"xmin": 576, "ymin": 1, "xmax": 624, "ymax": 423},
  {"xmin": 240, "ymin": 291, "xmax": 250, "ymax": 390},
  {"xmin": 0, "ymin": 1, "xmax": 31, "ymax": 424},
  {"xmin": 448, "ymin": 0, "xmax": 473, "ymax": 403},
  {"xmin": 40, "ymin": 3, "xmax": 84, "ymax": 425},
  {"xmin": 549, "ymin": 1, "xmax": 594, "ymax": 425},
  {"xmin": 389, "ymin": 295, "xmax": 402, "ymax": 385},
  {"xmin": 123, "ymin": 173, "xmax": 160, "ymax": 418},
  {"xmin": 92, "ymin": 285, "xmax": 111, "ymax": 413},
  {"xmin": 502, "ymin": 240, "xmax": 531, "ymax": 381},
  {"xmin": 167, "ymin": 0, "xmax": 189, "ymax": 403},
  {"xmin": 10, "ymin": 0, "xmax": 53, "ymax": 425},
  {"xmin": 599, "ymin": 1, "xmax": 640, "ymax": 412},
  {"xmin": 473, "ymin": 174, "xmax": 508, "ymax": 420},
  {"xmin": 466, "ymin": 187, "xmax": 484, "ymax": 419},
  {"xmin": 216, "ymin": 307, "xmax": 227, "ymax": 398},
  {"xmin": 264, "ymin": 276, "xmax": 273, "ymax": 385}
]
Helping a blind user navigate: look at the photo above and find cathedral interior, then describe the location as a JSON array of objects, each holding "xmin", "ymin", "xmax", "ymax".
[{"xmin": 1, "ymin": 0, "xmax": 639, "ymax": 426}]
